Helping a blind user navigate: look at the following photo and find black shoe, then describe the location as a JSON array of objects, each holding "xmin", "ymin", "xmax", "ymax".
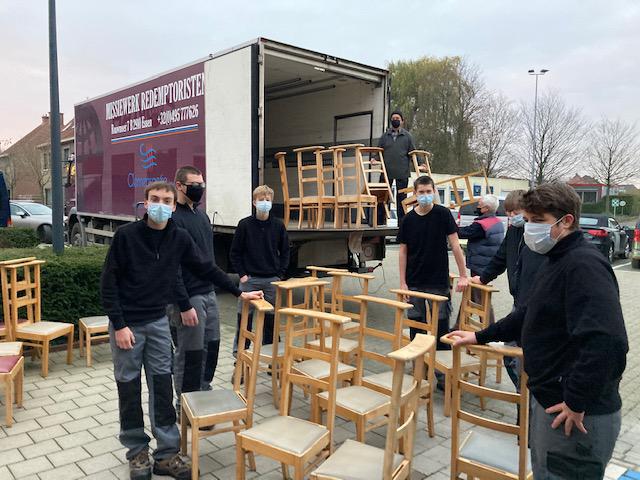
[
  {"xmin": 129, "ymin": 450, "xmax": 151, "ymax": 480},
  {"xmin": 153, "ymin": 454, "xmax": 192, "ymax": 479}
]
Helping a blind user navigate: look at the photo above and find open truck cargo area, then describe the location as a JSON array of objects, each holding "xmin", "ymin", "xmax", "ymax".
[{"xmin": 70, "ymin": 38, "xmax": 395, "ymax": 273}]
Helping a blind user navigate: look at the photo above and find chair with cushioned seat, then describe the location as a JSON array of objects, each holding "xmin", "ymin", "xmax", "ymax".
[
  {"xmin": 0, "ymin": 342, "xmax": 23, "ymax": 357},
  {"xmin": 1, "ymin": 259, "xmax": 74, "ymax": 377},
  {"xmin": 78, "ymin": 315, "xmax": 109, "ymax": 367},
  {"xmin": 311, "ymin": 334, "xmax": 433, "ymax": 480},
  {"xmin": 0, "ymin": 354, "xmax": 24, "ymax": 427},
  {"xmin": 446, "ymin": 338, "xmax": 532, "ymax": 480},
  {"xmin": 181, "ymin": 298, "xmax": 273, "ymax": 480},
  {"xmin": 236, "ymin": 307, "xmax": 350, "ymax": 480}
]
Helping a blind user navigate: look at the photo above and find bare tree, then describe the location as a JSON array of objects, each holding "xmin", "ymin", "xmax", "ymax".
[
  {"xmin": 519, "ymin": 91, "xmax": 588, "ymax": 184},
  {"xmin": 587, "ymin": 118, "xmax": 640, "ymax": 212},
  {"xmin": 471, "ymin": 92, "xmax": 521, "ymax": 177},
  {"xmin": 10, "ymin": 141, "xmax": 50, "ymax": 201}
]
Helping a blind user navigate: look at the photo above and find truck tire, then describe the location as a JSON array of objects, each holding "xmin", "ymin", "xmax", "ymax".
[{"xmin": 38, "ymin": 224, "xmax": 52, "ymax": 244}]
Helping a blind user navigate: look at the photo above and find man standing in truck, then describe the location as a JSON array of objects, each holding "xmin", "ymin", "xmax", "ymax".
[
  {"xmin": 169, "ymin": 166, "xmax": 222, "ymax": 415},
  {"xmin": 101, "ymin": 181, "xmax": 262, "ymax": 480}
]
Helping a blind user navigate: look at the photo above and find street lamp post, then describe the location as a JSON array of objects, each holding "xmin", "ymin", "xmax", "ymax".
[{"xmin": 528, "ymin": 68, "xmax": 549, "ymax": 187}]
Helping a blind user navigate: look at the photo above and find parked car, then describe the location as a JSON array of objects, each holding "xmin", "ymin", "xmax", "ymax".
[
  {"xmin": 457, "ymin": 197, "xmax": 509, "ymax": 229},
  {"xmin": 631, "ymin": 215, "xmax": 640, "ymax": 269},
  {"xmin": 579, "ymin": 213, "xmax": 629, "ymax": 263},
  {"xmin": 9, "ymin": 201, "xmax": 54, "ymax": 243}
]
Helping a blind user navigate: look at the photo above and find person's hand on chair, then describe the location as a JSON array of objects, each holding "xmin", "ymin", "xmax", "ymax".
[
  {"xmin": 456, "ymin": 276, "xmax": 469, "ymax": 292},
  {"xmin": 444, "ymin": 330, "xmax": 477, "ymax": 347}
]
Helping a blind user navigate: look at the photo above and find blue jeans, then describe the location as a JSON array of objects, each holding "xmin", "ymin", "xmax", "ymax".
[{"xmin": 109, "ymin": 317, "xmax": 180, "ymax": 461}]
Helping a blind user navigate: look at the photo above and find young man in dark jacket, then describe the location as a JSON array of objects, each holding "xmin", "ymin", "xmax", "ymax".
[
  {"xmin": 448, "ymin": 182, "xmax": 628, "ymax": 480},
  {"xmin": 230, "ymin": 184, "xmax": 290, "ymax": 355},
  {"xmin": 101, "ymin": 181, "xmax": 262, "ymax": 480},
  {"xmin": 169, "ymin": 166, "xmax": 222, "ymax": 413}
]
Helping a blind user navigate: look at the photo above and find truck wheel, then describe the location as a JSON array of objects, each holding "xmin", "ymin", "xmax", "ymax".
[
  {"xmin": 70, "ymin": 223, "xmax": 83, "ymax": 246},
  {"xmin": 38, "ymin": 224, "xmax": 52, "ymax": 243}
]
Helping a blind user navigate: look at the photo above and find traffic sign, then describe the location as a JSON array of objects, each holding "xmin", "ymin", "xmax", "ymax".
[
  {"xmin": 619, "ymin": 200, "xmax": 627, "ymax": 207},
  {"xmin": 611, "ymin": 198, "xmax": 620, "ymax": 207}
]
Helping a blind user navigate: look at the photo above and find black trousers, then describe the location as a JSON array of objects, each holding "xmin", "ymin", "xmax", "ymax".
[{"xmin": 377, "ymin": 178, "xmax": 409, "ymax": 225}]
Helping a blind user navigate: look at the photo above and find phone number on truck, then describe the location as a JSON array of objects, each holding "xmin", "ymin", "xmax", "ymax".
[{"xmin": 157, "ymin": 105, "xmax": 199, "ymax": 126}]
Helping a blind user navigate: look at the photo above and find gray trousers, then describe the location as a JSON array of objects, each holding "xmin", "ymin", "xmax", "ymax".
[
  {"xmin": 233, "ymin": 275, "xmax": 278, "ymax": 354},
  {"xmin": 530, "ymin": 395, "xmax": 621, "ymax": 479},
  {"xmin": 109, "ymin": 317, "xmax": 179, "ymax": 461},
  {"xmin": 406, "ymin": 285, "xmax": 452, "ymax": 350},
  {"xmin": 169, "ymin": 291, "xmax": 220, "ymax": 408}
]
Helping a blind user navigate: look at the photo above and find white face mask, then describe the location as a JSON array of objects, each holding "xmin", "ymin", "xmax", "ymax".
[{"xmin": 523, "ymin": 216, "xmax": 565, "ymax": 254}]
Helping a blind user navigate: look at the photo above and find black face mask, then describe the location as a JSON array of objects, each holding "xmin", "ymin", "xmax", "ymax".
[
  {"xmin": 391, "ymin": 119, "xmax": 401, "ymax": 128},
  {"xmin": 185, "ymin": 184, "xmax": 204, "ymax": 203},
  {"xmin": 475, "ymin": 207, "xmax": 483, "ymax": 216}
]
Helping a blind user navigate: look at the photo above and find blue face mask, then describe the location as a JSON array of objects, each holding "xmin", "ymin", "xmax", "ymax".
[
  {"xmin": 256, "ymin": 200, "xmax": 272, "ymax": 214},
  {"xmin": 417, "ymin": 194, "xmax": 434, "ymax": 206},
  {"xmin": 147, "ymin": 202, "xmax": 173, "ymax": 223},
  {"xmin": 511, "ymin": 213, "xmax": 526, "ymax": 228}
]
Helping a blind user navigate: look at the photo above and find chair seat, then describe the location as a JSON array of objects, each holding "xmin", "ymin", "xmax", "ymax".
[
  {"xmin": 336, "ymin": 194, "xmax": 377, "ymax": 204},
  {"xmin": 247, "ymin": 343, "xmax": 285, "ymax": 359},
  {"xmin": 0, "ymin": 355, "xmax": 21, "ymax": 374},
  {"xmin": 307, "ymin": 336, "xmax": 358, "ymax": 353},
  {"xmin": 311, "ymin": 439, "xmax": 403, "ymax": 480},
  {"xmin": 239, "ymin": 415, "xmax": 328, "ymax": 455},
  {"xmin": 343, "ymin": 321, "xmax": 360, "ymax": 331},
  {"xmin": 301, "ymin": 196, "xmax": 336, "ymax": 203},
  {"xmin": 17, "ymin": 321, "xmax": 73, "ymax": 336},
  {"xmin": 294, "ymin": 359, "xmax": 356, "ymax": 379},
  {"xmin": 79, "ymin": 316, "xmax": 109, "ymax": 329},
  {"xmin": 318, "ymin": 386, "xmax": 389, "ymax": 415},
  {"xmin": 402, "ymin": 327, "xmax": 410, "ymax": 338},
  {"xmin": 435, "ymin": 350, "xmax": 481, "ymax": 369},
  {"xmin": 362, "ymin": 371, "xmax": 416, "ymax": 395},
  {"xmin": 368, "ymin": 183, "xmax": 391, "ymax": 189},
  {"xmin": 182, "ymin": 389, "xmax": 246, "ymax": 418},
  {"xmin": 0, "ymin": 342, "xmax": 23, "ymax": 356},
  {"xmin": 459, "ymin": 430, "xmax": 531, "ymax": 475}
]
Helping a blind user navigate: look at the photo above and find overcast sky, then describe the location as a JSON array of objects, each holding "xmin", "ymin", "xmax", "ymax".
[{"xmin": 1, "ymin": 0, "xmax": 639, "ymax": 147}]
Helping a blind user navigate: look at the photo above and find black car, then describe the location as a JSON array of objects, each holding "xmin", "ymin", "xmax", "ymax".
[{"xmin": 579, "ymin": 213, "xmax": 629, "ymax": 263}]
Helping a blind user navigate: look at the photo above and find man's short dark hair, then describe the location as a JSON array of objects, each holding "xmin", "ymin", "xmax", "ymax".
[
  {"xmin": 522, "ymin": 182, "xmax": 581, "ymax": 230},
  {"xmin": 175, "ymin": 166, "xmax": 202, "ymax": 184},
  {"xmin": 390, "ymin": 110, "xmax": 404, "ymax": 121},
  {"xmin": 145, "ymin": 181, "xmax": 177, "ymax": 203},
  {"xmin": 414, "ymin": 175, "xmax": 435, "ymax": 190},
  {"xmin": 504, "ymin": 189, "xmax": 526, "ymax": 212}
]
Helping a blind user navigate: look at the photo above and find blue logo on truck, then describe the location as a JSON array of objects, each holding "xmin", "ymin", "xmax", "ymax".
[{"xmin": 139, "ymin": 143, "xmax": 157, "ymax": 169}]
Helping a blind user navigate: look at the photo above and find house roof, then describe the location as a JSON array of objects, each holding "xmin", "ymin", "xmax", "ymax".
[
  {"xmin": 567, "ymin": 174, "xmax": 603, "ymax": 186},
  {"xmin": 0, "ymin": 115, "xmax": 72, "ymax": 158}
]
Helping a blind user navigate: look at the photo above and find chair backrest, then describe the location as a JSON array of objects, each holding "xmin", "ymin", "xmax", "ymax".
[
  {"xmin": 357, "ymin": 147, "xmax": 392, "ymax": 197},
  {"xmin": 459, "ymin": 284, "xmax": 497, "ymax": 333},
  {"xmin": 305, "ymin": 266, "xmax": 349, "ymax": 311},
  {"xmin": 294, "ymin": 146, "xmax": 324, "ymax": 200},
  {"xmin": 383, "ymin": 334, "xmax": 435, "ymax": 479},
  {"xmin": 409, "ymin": 150, "xmax": 433, "ymax": 177},
  {"xmin": 434, "ymin": 169, "xmax": 490, "ymax": 209},
  {"xmin": 233, "ymin": 298, "xmax": 274, "ymax": 425},
  {"xmin": 389, "ymin": 289, "xmax": 448, "ymax": 340},
  {"xmin": 353, "ymin": 295, "xmax": 411, "ymax": 379},
  {"xmin": 316, "ymin": 149, "xmax": 337, "ymax": 198},
  {"xmin": 1, "ymin": 259, "xmax": 45, "ymax": 338},
  {"xmin": 448, "ymin": 340, "xmax": 530, "ymax": 479},
  {"xmin": 329, "ymin": 271, "xmax": 375, "ymax": 323},
  {"xmin": 275, "ymin": 151, "xmax": 291, "ymax": 202},
  {"xmin": 331, "ymin": 144, "xmax": 364, "ymax": 197},
  {"xmin": 279, "ymin": 307, "xmax": 350, "ymax": 448}
]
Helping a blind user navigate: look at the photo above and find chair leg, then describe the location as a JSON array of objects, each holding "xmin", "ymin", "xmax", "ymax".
[
  {"xmin": 284, "ymin": 204, "xmax": 291, "ymax": 226},
  {"xmin": 272, "ymin": 362, "xmax": 280, "ymax": 409},
  {"xmin": 180, "ymin": 408, "xmax": 188, "ymax": 455},
  {"xmin": 281, "ymin": 463, "xmax": 290, "ymax": 480},
  {"xmin": 496, "ymin": 357, "xmax": 503, "ymax": 383},
  {"xmin": 15, "ymin": 366, "xmax": 23, "ymax": 408},
  {"xmin": 4, "ymin": 377, "xmax": 13, "ymax": 427},
  {"xmin": 356, "ymin": 416, "xmax": 366, "ymax": 442},
  {"xmin": 86, "ymin": 330, "xmax": 93, "ymax": 367},
  {"xmin": 78, "ymin": 326, "xmax": 85, "ymax": 358},
  {"xmin": 427, "ymin": 394, "xmax": 435, "ymax": 438},
  {"xmin": 67, "ymin": 327, "xmax": 74, "ymax": 365},
  {"xmin": 42, "ymin": 342, "xmax": 50, "ymax": 378},
  {"xmin": 191, "ymin": 421, "xmax": 199, "ymax": 480},
  {"xmin": 444, "ymin": 372, "xmax": 451, "ymax": 417},
  {"xmin": 236, "ymin": 442, "xmax": 246, "ymax": 480}
]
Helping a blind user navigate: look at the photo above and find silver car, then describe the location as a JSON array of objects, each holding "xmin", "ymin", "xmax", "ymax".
[{"xmin": 10, "ymin": 201, "xmax": 54, "ymax": 243}]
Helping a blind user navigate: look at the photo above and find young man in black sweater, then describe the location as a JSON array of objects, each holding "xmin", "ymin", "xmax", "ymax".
[
  {"xmin": 230, "ymin": 184, "xmax": 289, "ymax": 355},
  {"xmin": 101, "ymin": 181, "xmax": 262, "ymax": 480},
  {"xmin": 448, "ymin": 182, "xmax": 628, "ymax": 479}
]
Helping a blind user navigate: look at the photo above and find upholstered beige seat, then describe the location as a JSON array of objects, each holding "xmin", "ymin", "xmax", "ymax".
[
  {"xmin": 182, "ymin": 390, "xmax": 246, "ymax": 418},
  {"xmin": 435, "ymin": 349, "xmax": 481, "ymax": 368},
  {"xmin": 16, "ymin": 322, "xmax": 70, "ymax": 336},
  {"xmin": 79, "ymin": 316, "xmax": 109, "ymax": 367},
  {"xmin": 318, "ymin": 386, "xmax": 389, "ymax": 415},
  {"xmin": 459, "ymin": 431, "xmax": 532, "ymax": 475},
  {"xmin": 239, "ymin": 416, "xmax": 328, "ymax": 455},
  {"xmin": 294, "ymin": 359, "xmax": 356, "ymax": 379},
  {"xmin": 307, "ymin": 336, "xmax": 358, "ymax": 353},
  {"xmin": 247, "ymin": 342, "xmax": 285, "ymax": 358},
  {"xmin": 0, "ymin": 342, "xmax": 23, "ymax": 356},
  {"xmin": 79, "ymin": 316, "xmax": 108, "ymax": 327},
  {"xmin": 362, "ymin": 371, "xmax": 415, "ymax": 396},
  {"xmin": 311, "ymin": 439, "xmax": 403, "ymax": 480}
]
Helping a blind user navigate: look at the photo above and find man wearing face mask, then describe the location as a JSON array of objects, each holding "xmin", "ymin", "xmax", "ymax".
[
  {"xmin": 447, "ymin": 182, "xmax": 628, "ymax": 480},
  {"xmin": 373, "ymin": 110, "xmax": 419, "ymax": 225},
  {"xmin": 168, "ymin": 166, "xmax": 222, "ymax": 415},
  {"xmin": 101, "ymin": 181, "xmax": 263, "ymax": 480},
  {"xmin": 230, "ymin": 185, "xmax": 290, "ymax": 357}
]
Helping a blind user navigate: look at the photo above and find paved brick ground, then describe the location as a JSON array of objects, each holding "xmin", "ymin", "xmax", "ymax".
[{"xmin": 0, "ymin": 247, "xmax": 637, "ymax": 479}]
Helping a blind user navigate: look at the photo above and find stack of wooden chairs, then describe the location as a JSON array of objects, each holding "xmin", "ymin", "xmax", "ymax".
[{"xmin": 276, "ymin": 144, "xmax": 394, "ymax": 229}]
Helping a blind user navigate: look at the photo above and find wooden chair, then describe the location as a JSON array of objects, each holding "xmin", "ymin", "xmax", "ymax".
[
  {"xmin": 0, "ymin": 257, "xmax": 37, "ymax": 341},
  {"xmin": 236, "ymin": 307, "xmax": 350, "ymax": 480},
  {"xmin": 400, "ymin": 150, "xmax": 433, "ymax": 214},
  {"xmin": 294, "ymin": 146, "xmax": 329, "ymax": 229},
  {"xmin": 435, "ymin": 169, "xmax": 490, "ymax": 209},
  {"xmin": 181, "ymin": 298, "xmax": 273, "ymax": 480},
  {"xmin": 305, "ymin": 266, "xmax": 349, "ymax": 312},
  {"xmin": 445, "ymin": 339, "xmax": 532, "ymax": 480},
  {"xmin": 0, "ymin": 354, "xmax": 24, "ymax": 427},
  {"xmin": 0, "ymin": 259, "xmax": 74, "ymax": 377},
  {"xmin": 435, "ymin": 283, "xmax": 498, "ymax": 417},
  {"xmin": 315, "ymin": 148, "xmax": 338, "ymax": 228},
  {"xmin": 328, "ymin": 270, "xmax": 375, "ymax": 335},
  {"xmin": 332, "ymin": 144, "xmax": 378, "ymax": 228},
  {"xmin": 78, "ymin": 315, "xmax": 109, "ymax": 367},
  {"xmin": 311, "ymin": 334, "xmax": 434, "ymax": 480},
  {"xmin": 391, "ymin": 288, "xmax": 449, "ymax": 437},
  {"xmin": 0, "ymin": 342, "xmax": 23, "ymax": 357},
  {"xmin": 275, "ymin": 151, "xmax": 301, "ymax": 226},
  {"xmin": 358, "ymin": 146, "xmax": 393, "ymax": 220}
]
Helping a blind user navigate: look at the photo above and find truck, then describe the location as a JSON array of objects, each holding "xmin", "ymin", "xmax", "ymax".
[{"xmin": 69, "ymin": 38, "xmax": 395, "ymax": 273}]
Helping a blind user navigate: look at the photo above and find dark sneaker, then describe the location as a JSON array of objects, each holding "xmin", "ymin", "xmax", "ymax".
[
  {"xmin": 153, "ymin": 454, "xmax": 192, "ymax": 479},
  {"xmin": 129, "ymin": 450, "xmax": 151, "ymax": 480}
]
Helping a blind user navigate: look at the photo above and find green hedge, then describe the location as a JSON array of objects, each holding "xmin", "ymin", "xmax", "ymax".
[
  {"xmin": 0, "ymin": 246, "xmax": 108, "ymax": 327},
  {"xmin": 582, "ymin": 194, "xmax": 640, "ymax": 216},
  {"xmin": 0, "ymin": 228, "xmax": 39, "ymax": 248}
]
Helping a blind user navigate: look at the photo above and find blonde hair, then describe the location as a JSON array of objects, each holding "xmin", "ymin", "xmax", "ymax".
[{"xmin": 252, "ymin": 184, "xmax": 274, "ymax": 200}]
